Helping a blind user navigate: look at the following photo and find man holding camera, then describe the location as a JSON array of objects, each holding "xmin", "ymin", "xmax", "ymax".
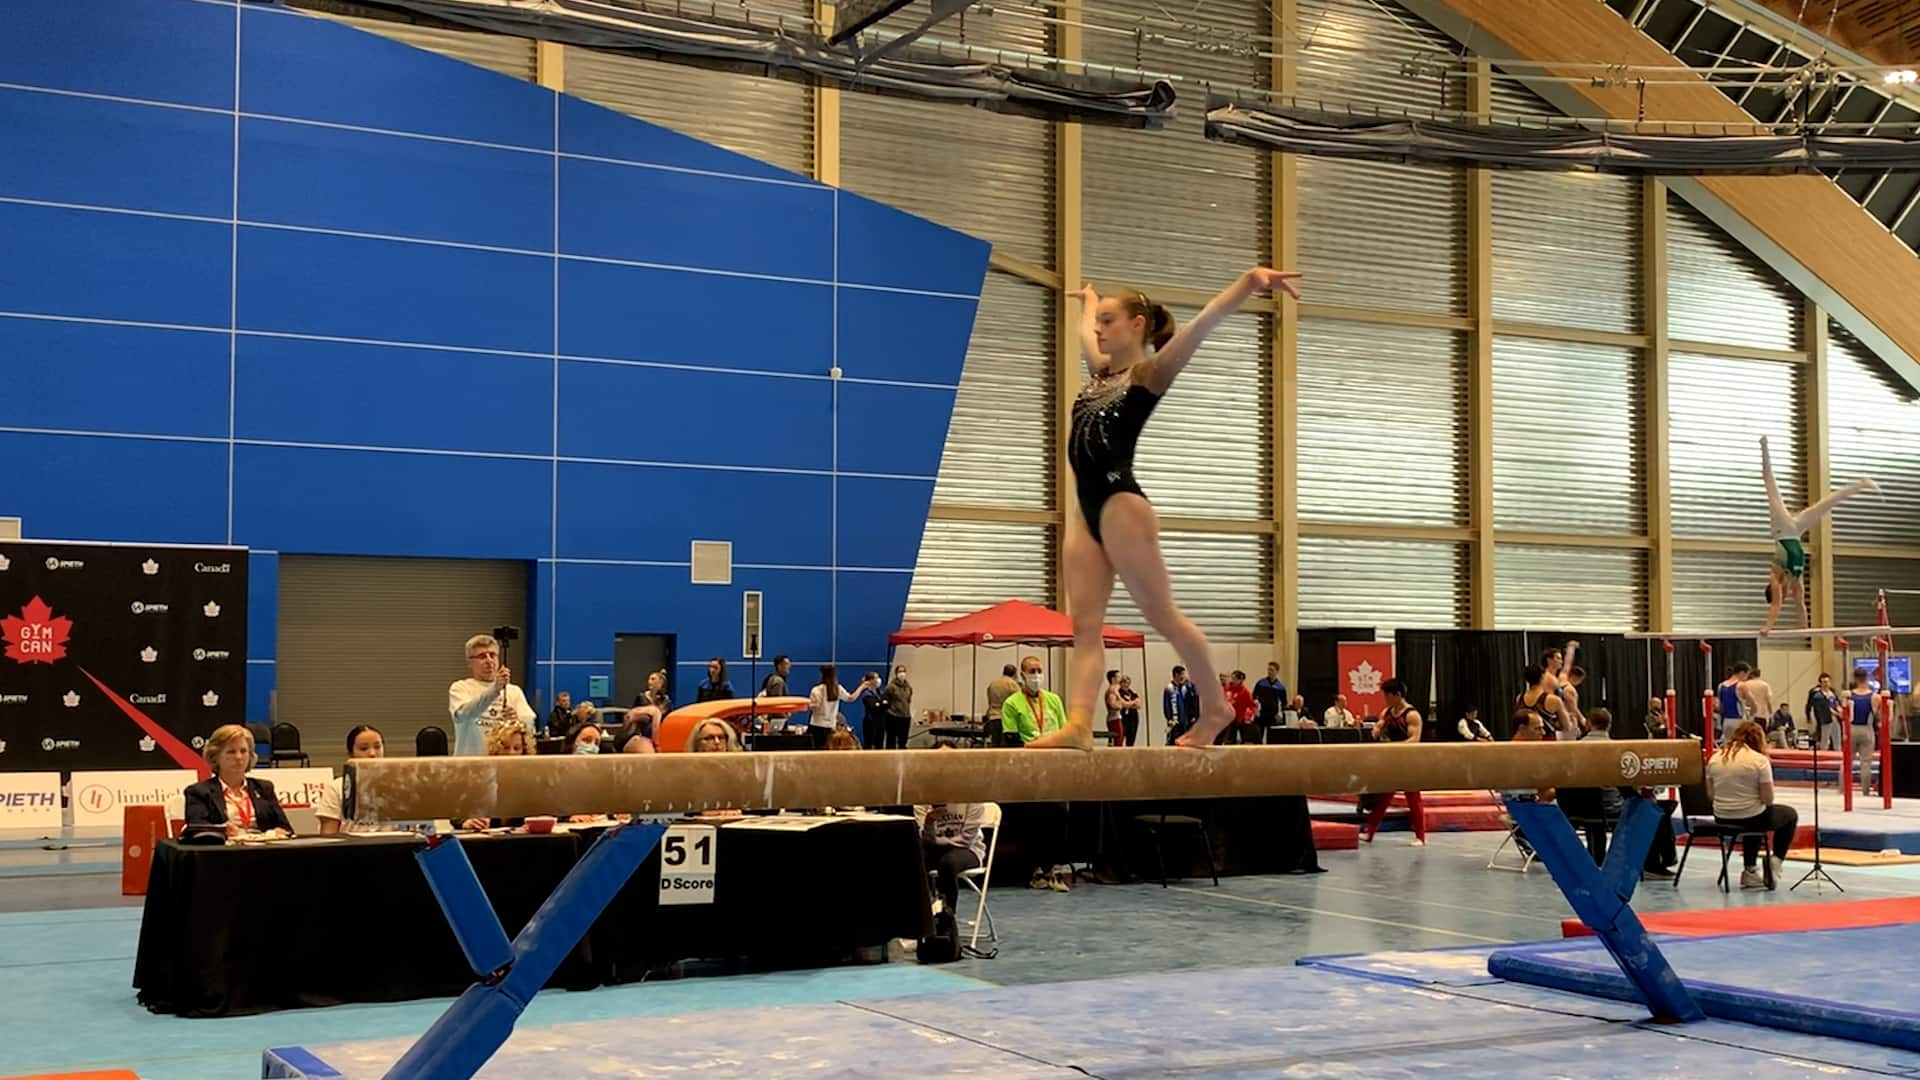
[{"xmin": 449, "ymin": 631, "xmax": 537, "ymax": 756}]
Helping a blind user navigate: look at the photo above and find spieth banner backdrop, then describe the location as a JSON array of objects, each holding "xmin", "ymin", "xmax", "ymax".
[
  {"xmin": 0, "ymin": 541, "xmax": 247, "ymax": 774},
  {"xmin": 1336, "ymin": 642, "xmax": 1395, "ymax": 722},
  {"xmin": 0, "ymin": 772, "xmax": 63, "ymax": 831}
]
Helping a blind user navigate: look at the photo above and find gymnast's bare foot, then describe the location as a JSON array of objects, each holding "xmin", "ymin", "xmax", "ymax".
[
  {"xmin": 1028, "ymin": 718, "xmax": 1095, "ymax": 750},
  {"xmin": 1176, "ymin": 709, "xmax": 1234, "ymax": 749}
]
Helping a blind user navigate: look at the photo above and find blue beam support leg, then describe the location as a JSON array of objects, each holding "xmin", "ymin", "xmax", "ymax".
[
  {"xmin": 385, "ymin": 822, "xmax": 670, "ymax": 1080},
  {"xmin": 1502, "ymin": 796, "xmax": 1703, "ymax": 1023}
]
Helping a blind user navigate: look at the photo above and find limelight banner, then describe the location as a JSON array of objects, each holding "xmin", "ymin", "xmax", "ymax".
[{"xmin": 0, "ymin": 541, "xmax": 247, "ymax": 774}]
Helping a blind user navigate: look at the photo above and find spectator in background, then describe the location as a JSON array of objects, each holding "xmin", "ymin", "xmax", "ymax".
[
  {"xmin": 696, "ymin": 658, "xmax": 735, "ymax": 702},
  {"xmin": 688, "ymin": 718, "xmax": 742, "ymax": 753},
  {"xmin": 857, "ymin": 671, "xmax": 887, "ymax": 748},
  {"xmin": 1003, "ymin": 655, "xmax": 1067, "ymax": 744},
  {"xmin": 314, "ymin": 724, "xmax": 385, "ymax": 836},
  {"xmin": 759, "ymin": 655, "xmax": 792, "ymax": 698},
  {"xmin": 1324, "ymin": 694, "xmax": 1359, "ymax": 729},
  {"xmin": 1116, "ymin": 674, "xmax": 1141, "ymax": 746},
  {"xmin": 621, "ymin": 730, "xmax": 655, "ymax": 753},
  {"xmin": 984, "ymin": 664, "xmax": 1020, "ymax": 739},
  {"xmin": 1809, "ymin": 673, "xmax": 1841, "ymax": 752},
  {"xmin": 1457, "ymin": 706, "xmax": 1492, "ymax": 742},
  {"xmin": 916, "ymin": 763, "xmax": 986, "ymax": 915},
  {"xmin": 449, "ymin": 633, "xmax": 536, "ymax": 757},
  {"xmin": 545, "ymin": 690, "xmax": 572, "ymax": 737},
  {"xmin": 882, "ymin": 665, "xmax": 915, "ymax": 749},
  {"xmin": 1644, "ymin": 697, "xmax": 1669, "ymax": 738},
  {"xmin": 1768, "ymin": 704, "xmax": 1795, "ymax": 748},
  {"xmin": 185, "ymin": 724, "xmax": 293, "ymax": 839},
  {"xmin": 1717, "ymin": 662, "xmax": 1752, "ymax": 743},
  {"xmin": 1518, "ymin": 664, "xmax": 1567, "ymax": 741},
  {"xmin": 1286, "ymin": 694, "xmax": 1308, "ymax": 727},
  {"xmin": 1254, "ymin": 662, "xmax": 1287, "ymax": 742},
  {"xmin": 1163, "ymin": 666, "xmax": 1200, "ymax": 744},
  {"xmin": 1847, "ymin": 667, "xmax": 1886, "ymax": 798},
  {"xmin": 1740, "ymin": 667, "xmax": 1775, "ymax": 734},
  {"xmin": 633, "ymin": 671, "xmax": 672, "ymax": 721},
  {"xmin": 570, "ymin": 701, "xmax": 599, "ymax": 733},
  {"xmin": 1104, "ymin": 670, "xmax": 1126, "ymax": 747},
  {"xmin": 1557, "ymin": 666, "xmax": 1588, "ymax": 735},
  {"xmin": 1708, "ymin": 720, "xmax": 1797, "ymax": 889},
  {"xmin": 827, "ymin": 728, "xmax": 861, "ymax": 751},
  {"xmin": 567, "ymin": 722, "xmax": 602, "ymax": 755},
  {"xmin": 808, "ymin": 664, "xmax": 876, "ymax": 748},
  {"xmin": 1223, "ymin": 671, "xmax": 1257, "ymax": 744}
]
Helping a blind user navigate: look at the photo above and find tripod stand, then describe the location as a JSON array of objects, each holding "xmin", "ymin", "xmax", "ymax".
[{"xmin": 1793, "ymin": 726, "xmax": 1842, "ymax": 892}]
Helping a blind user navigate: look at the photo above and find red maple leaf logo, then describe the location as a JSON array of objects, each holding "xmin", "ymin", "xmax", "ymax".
[{"xmin": 2, "ymin": 596, "xmax": 72, "ymax": 665}]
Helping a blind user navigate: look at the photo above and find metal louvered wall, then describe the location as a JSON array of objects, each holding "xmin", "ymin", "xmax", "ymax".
[
  {"xmin": 1491, "ymin": 172, "xmax": 1641, "ymax": 332},
  {"xmin": 839, "ymin": 3, "xmax": 1054, "ymax": 268},
  {"xmin": 1297, "ymin": 537, "xmax": 1468, "ymax": 634},
  {"xmin": 1834, "ymin": 557, "xmax": 1920, "ymax": 649},
  {"xmin": 1081, "ymin": 0, "xmax": 1269, "ymax": 286},
  {"xmin": 564, "ymin": 42, "xmax": 814, "ymax": 177},
  {"xmin": 1296, "ymin": 0, "xmax": 1454, "ymax": 114},
  {"xmin": 1491, "ymin": 337, "xmax": 1643, "ymax": 534},
  {"xmin": 1667, "ymin": 195, "xmax": 1802, "ymax": 351},
  {"xmin": 1672, "ymin": 551, "xmax": 1775, "ymax": 633},
  {"xmin": 1130, "ymin": 309, "xmax": 1270, "ymax": 520},
  {"xmin": 1297, "ymin": 321, "xmax": 1467, "ymax": 526},
  {"xmin": 319, "ymin": 10, "xmax": 537, "ymax": 80},
  {"xmin": 1494, "ymin": 546, "xmax": 1645, "ymax": 630},
  {"xmin": 1826, "ymin": 323, "xmax": 1920, "ymax": 546},
  {"xmin": 1667, "ymin": 353, "xmax": 1804, "ymax": 540},
  {"xmin": 903, "ymin": 520, "xmax": 1055, "ymax": 627},
  {"xmin": 1105, "ymin": 532, "xmax": 1273, "ymax": 640},
  {"xmin": 931, "ymin": 276, "xmax": 1054, "ymax": 510}
]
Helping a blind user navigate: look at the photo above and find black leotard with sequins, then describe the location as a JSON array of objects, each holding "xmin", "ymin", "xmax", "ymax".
[{"xmin": 1068, "ymin": 374, "xmax": 1162, "ymax": 544}]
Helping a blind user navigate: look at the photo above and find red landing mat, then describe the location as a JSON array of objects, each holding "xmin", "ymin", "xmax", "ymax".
[
  {"xmin": 1316, "ymin": 790, "xmax": 1501, "ymax": 808},
  {"xmin": 1313, "ymin": 820, "xmax": 1360, "ymax": 851},
  {"xmin": 1561, "ymin": 895, "xmax": 1920, "ymax": 939}
]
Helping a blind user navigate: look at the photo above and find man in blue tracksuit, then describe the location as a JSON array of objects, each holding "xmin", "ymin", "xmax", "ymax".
[{"xmin": 1164, "ymin": 666, "xmax": 1200, "ymax": 744}]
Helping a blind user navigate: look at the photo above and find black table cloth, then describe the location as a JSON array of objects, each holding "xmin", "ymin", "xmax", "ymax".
[{"xmin": 133, "ymin": 816, "xmax": 930, "ymax": 1017}]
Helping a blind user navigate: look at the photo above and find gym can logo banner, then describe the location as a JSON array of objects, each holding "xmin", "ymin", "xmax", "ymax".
[
  {"xmin": 1336, "ymin": 642, "xmax": 1395, "ymax": 721},
  {"xmin": 3, "ymin": 597, "xmax": 71, "ymax": 665}
]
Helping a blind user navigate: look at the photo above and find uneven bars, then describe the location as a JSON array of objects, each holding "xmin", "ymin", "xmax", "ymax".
[{"xmin": 1623, "ymin": 626, "xmax": 1920, "ymax": 641}]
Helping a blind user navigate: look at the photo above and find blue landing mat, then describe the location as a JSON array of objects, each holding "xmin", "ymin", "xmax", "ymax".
[
  {"xmin": 1489, "ymin": 924, "xmax": 1920, "ymax": 1052},
  {"xmin": 270, "ymin": 963, "xmax": 1920, "ymax": 1078}
]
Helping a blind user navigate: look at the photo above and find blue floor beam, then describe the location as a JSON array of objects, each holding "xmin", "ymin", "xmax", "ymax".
[
  {"xmin": 384, "ymin": 822, "xmax": 669, "ymax": 1080},
  {"xmin": 1503, "ymin": 796, "xmax": 1703, "ymax": 1023}
]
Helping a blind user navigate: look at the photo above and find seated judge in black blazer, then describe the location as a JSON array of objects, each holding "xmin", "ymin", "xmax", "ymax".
[{"xmin": 184, "ymin": 723, "xmax": 294, "ymax": 838}]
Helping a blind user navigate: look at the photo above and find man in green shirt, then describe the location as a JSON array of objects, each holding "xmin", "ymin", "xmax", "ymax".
[{"xmin": 1000, "ymin": 655, "xmax": 1066, "ymax": 745}]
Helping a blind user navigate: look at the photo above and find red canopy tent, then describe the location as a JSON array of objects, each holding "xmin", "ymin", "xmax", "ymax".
[{"xmin": 887, "ymin": 599, "xmax": 1148, "ymax": 723}]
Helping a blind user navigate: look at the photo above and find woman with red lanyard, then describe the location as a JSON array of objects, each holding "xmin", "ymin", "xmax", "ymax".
[
  {"xmin": 183, "ymin": 724, "xmax": 294, "ymax": 839},
  {"xmin": 1362, "ymin": 678, "xmax": 1427, "ymax": 846}
]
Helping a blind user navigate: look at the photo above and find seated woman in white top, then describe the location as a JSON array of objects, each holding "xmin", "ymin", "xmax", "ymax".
[
  {"xmin": 808, "ymin": 664, "xmax": 878, "ymax": 750},
  {"xmin": 313, "ymin": 724, "xmax": 385, "ymax": 836},
  {"xmin": 1706, "ymin": 720, "xmax": 1798, "ymax": 890}
]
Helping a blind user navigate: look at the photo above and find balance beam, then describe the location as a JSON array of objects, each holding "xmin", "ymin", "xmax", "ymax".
[{"xmin": 345, "ymin": 740, "xmax": 1701, "ymax": 822}]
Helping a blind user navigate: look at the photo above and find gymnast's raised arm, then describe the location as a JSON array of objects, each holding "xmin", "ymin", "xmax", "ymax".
[{"xmin": 1138, "ymin": 267, "xmax": 1300, "ymax": 396}]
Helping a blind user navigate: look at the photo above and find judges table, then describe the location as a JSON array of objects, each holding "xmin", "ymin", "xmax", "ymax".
[{"xmin": 133, "ymin": 815, "xmax": 930, "ymax": 1017}]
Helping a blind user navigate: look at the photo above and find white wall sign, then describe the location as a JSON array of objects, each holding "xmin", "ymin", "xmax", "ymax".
[
  {"xmin": 658, "ymin": 823, "xmax": 717, "ymax": 905},
  {"xmin": 68, "ymin": 769, "xmax": 196, "ymax": 828},
  {"xmin": 0, "ymin": 772, "xmax": 62, "ymax": 832}
]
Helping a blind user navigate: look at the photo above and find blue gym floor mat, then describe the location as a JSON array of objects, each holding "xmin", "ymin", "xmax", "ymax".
[{"xmin": 1489, "ymin": 924, "xmax": 1920, "ymax": 1052}]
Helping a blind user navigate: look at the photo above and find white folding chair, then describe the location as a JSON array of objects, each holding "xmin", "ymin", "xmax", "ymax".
[
  {"xmin": 957, "ymin": 802, "xmax": 1001, "ymax": 955},
  {"xmin": 1486, "ymin": 792, "xmax": 1536, "ymax": 874}
]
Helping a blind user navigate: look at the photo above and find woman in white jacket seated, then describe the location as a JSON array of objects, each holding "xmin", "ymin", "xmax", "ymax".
[{"xmin": 1707, "ymin": 720, "xmax": 1798, "ymax": 889}]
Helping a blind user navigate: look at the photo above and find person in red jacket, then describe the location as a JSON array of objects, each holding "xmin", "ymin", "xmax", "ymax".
[{"xmin": 1219, "ymin": 671, "xmax": 1258, "ymax": 744}]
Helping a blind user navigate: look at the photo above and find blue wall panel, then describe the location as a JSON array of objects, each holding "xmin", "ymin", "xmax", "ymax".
[
  {"xmin": 836, "ymin": 289, "xmax": 976, "ymax": 382},
  {"xmin": 2, "ymin": 0, "xmax": 235, "ymax": 109},
  {"xmin": 0, "ymin": 319, "xmax": 229, "ymax": 438},
  {"xmin": 554, "ymin": 462, "xmax": 832, "ymax": 567},
  {"xmin": 239, "ymin": 118, "xmax": 553, "ymax": 252},
  {"xmin": 232, "ymin": 445, "xmax": 552, "ymax": 558},
  {"xmin": 234, "ymin": 336, "xmax": 554, "ymax": 456},
  {"xmin": 838, "ymin": 192, "xmax": 991, "ymax": 295},
  {"xmin": 559, "ymin": 157, "xmax": 831, "ymax": 278},
  {"xmin": 236, "ymin": 226, "xmax": 551, "ymax": 352},
  {"xmin": 0, "ymin": 432, "xmax": 228, "ymax": 545},
  {"xmin": 0, "ymin": 0, "xmax": 986, "ymax": 720},
  {"xmin": 0, "ymin": 202, "xmax": 229, "ymax": 327},
  {"xmin": 240, "ymin": 7, "xmax": 551, "ymax": 150},
  {"xmin": 0, "ymin": 89, "xmax": 233, "ymax": 218},
  {"xmin": 553, "ymin": 562, "xmax": 832, "ymax": 665},
  {"xmin": 246, "ymin": 551, "xmax": 278, "ymax": 725},
  {"xmin": 558, "ymin": 258, "xmax": 831, "ymax": 373},
  {"xmin": 556, "ymin": 361, "xmax": 831, "ymax": 470},
  {"xmin": 557, "ymin": 95, "xmax": 799, "ymax": 184}
]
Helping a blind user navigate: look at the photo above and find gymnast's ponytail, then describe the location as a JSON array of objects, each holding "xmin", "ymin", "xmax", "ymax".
[{"xmin": 1120, "ymin": 290, "xmax": 1177, "ymax": 351}]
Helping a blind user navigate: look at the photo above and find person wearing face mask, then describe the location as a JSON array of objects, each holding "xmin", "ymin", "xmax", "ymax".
[
  {"xmin": 1001, "ymin": 656, "xmax": 1067, "ymax": 745},
  {"xmin": 882, "ymin": 665, "xmax": 915, "ymax": 749},
  {"xmin": 568, "ymin": 722, "xmax": 603, "ymax": 755}
]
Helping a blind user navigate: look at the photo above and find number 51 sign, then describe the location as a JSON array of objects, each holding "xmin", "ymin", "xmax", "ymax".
[{"xmin": 658, "ymin": 823, "xmax": 718, "ymax": 905}]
